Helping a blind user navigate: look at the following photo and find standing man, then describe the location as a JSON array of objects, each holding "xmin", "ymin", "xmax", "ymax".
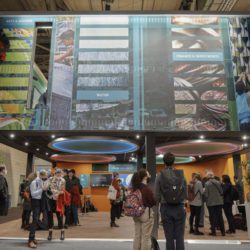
[
  {"xmin": 0, "ymin": 164, "xmax": 8, "ymax": 216},
  {"xmin": 155, "ymin": 152, "xmax": 187, "ymax": 250},
  {"xmin": 28, "ymin": 170, "xmax": 48, "ymax": 249},
  {"xmin": 204, "ymin": 171, "xmax": 225, "ymax": 236}
]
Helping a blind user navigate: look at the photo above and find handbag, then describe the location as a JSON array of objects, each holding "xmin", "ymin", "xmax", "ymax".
[{"xmin": 107, "ymin": 185, "xmax": 117, "ymax": 200}]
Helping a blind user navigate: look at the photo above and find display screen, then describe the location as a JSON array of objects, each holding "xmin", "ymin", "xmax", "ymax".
[
  {"xmin": 2, "ymin": 15, "xmax": 250, "ymax": 131},
  {"xmin": 90, "ymin": 174, "xmax": 112, "ymax": 187}
]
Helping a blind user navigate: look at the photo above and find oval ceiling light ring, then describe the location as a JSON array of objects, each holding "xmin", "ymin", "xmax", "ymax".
[
  {"xmin": 48, "ymin": 136, "xmax": 139, "ymax": 154},
  {"xmin": 156, "ymin": 140, "xmax": 243, "ymax": 157},
  {"xmin": 50, "ymin": 154, "xmax": 116, "ymax": 164}
]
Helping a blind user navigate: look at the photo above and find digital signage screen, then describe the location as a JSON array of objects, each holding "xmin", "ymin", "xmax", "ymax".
[{"xmin": 1, "ymin": 15, "xmax": 250, "ymax": 131}]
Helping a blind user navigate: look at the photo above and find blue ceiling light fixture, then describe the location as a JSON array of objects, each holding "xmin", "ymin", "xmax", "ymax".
[{"xmin": 48, "ymin": 136, "xmax": 139, "ymax": 155}]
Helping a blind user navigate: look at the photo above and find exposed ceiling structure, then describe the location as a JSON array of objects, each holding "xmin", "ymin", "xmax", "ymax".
[
  {"xmin": 0, "ymin": 0, "xmax": 249, "ymax": 12},
  {"xmin": 0, "ymin": 130, "xmax": 249, "ymax": 163}
]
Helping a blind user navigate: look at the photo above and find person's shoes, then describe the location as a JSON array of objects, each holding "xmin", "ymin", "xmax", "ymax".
[
  {"xmin": 189, "ymin": 228, "xmax": 195, "ymax": 234},
  {"xmin": 226, "ymin": 229, "xmax": 232, "ymax": 234},
  {"xmin": 27, "ymin": 241, "xmax": 37, "ymax": 249},
  {"xmin": 110, "ymin": 222, "xmax": 119, "ymax": 227},
  {"xmin": 47, "ymin": 230, "xmax": 53, "ymax": 241},
  {"xmin": 21, "ymin": 224, "xmax": 25, "ymax": 229},
  {"xmin": 198, "ymin": 225, "xmax": 204, "ymax": 228},
  {"xmin": 64, "ymin": 224, "xmax": 68, "ymax": 229},
  {"xmin": 221, "ymin": 232, "xmax": 226, "ymax": 236},
  {"xmin": 33, "ymin": 240, "xmax": 38, "ymax": 245},
  {"xmin": 209, "ymin": 232, "xmax": 216, "ymax": 236},
  {"xmin": 194, "ymin": 229, "xmax": 204, "ymax": 235},
  {"xmin": 60, "ymin": 230, "xmax": 65, "ymax": 241}
]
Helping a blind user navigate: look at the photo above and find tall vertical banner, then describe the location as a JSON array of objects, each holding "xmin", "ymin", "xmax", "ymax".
[{"xmin": 49, "ymin": 17, "xmax": 76, "ymax": 130}]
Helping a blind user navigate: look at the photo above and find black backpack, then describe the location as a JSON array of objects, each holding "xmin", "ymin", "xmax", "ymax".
[
  {"xmin": 231, "ymin": 185, "xmax": 240, "ymax": 201},
  {"xmin": 159, "ymin": 169, "xmax": 186, "ymax": 205}
]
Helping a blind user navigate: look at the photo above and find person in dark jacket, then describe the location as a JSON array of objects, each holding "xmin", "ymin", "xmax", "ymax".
[
  {"xmin": 222, "ymin": 175, "xmax": 236, "ymax": 234},
  {"xmin": 131, "ymin": 168, "xmax": 156, "ymax": 250},
  {"xmin": 0, "ymin": 164, "xmax": 8, "ymax": 216}
]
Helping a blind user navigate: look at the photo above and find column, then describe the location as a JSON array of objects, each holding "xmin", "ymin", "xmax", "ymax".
[
  {"xmin": 146, "ymin": 133, "xmax": 156, "ymax": 182},
  {"xmin": 26, "ymin": 152, "xmax": 33, "ymax": 176}
]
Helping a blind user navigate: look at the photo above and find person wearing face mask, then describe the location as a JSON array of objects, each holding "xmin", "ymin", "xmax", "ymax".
[
  {"xmin": 131, "ymin": 168, "xmax": 156, "ymax": 250},
  {"xmin": 27, "ymin": 170, "xmax": 48, "ymax": 249},
  {"xmin": 47, "ymin": 168, "xmax": 66, "ymax": 241},
  {"xmin": 0, "ymin": 164, "xmax": 9, "ymax": 216}
]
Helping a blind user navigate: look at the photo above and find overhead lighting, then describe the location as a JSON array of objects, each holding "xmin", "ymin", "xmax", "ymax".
[
  {"xmin": 199, "ymin": 135, "xmax": 204, "ymax": 139},
  {"xmin": 244, "ymin": 143, "xmax": 248, "ymax": 147},
  {"xmin": 45, "ymin": 152, "xmax": 49, "ymax": 156},
  {"xmin": 242, "ymin": 135, "xmax": 247, "ymax": 140},
  {"xmin": 51, "ymin": 134, "xmax": 56, "ymax": 139},
  {"xmin": 36, "ymin": 148, "xmax": 40, "ymax": 151},
  {"xmin": 136, "ymin": 134, "xmax": 140, "ymax": 139},
  {"xmin": 199, "ymin": 155, "xmax": 202, "ymax": 158},
  {"xmin": 9, "ymin": 133, "xmax": 15, "ymax": 138},
  {"xmin": 24, "ymin": 142, "xmax": 29, "ymax": 146}
]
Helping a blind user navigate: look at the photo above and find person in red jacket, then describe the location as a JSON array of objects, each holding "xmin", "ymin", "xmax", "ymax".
[
  {"xmin": 70, "ymin": 179, "xmax": 81, "ymax": 226},
  {"xmin": 110, "ymin": 172, "xmax": 121, "ymax": 227}
]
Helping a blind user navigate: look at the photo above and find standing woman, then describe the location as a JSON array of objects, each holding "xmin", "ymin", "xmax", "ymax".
[
  {"xmin": 131, "ymin": 168, "xmax": 156, "ymax": 250},
  {"xmin": 47, "ymin": 168, "xmax": 66, "ymax": 241},
  {"xmin": 222, "ymin": 175, "xmax": 236, "ymax": 234},
  {"xmin": 110, "ymin": 172, "xmax": 121, "ymax": 227},
  {"xmin": 0, "ymin": 164, "xmax": 8, "ymax": 216}
]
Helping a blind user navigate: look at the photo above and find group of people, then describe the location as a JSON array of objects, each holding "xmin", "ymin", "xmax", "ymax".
[
  {"xmin": 18, "ymin": 168, "xmax": 82, "ymax": 249},
  {"xmin": 188, "ymin": 172, "xmax": 241, "ymax": 237},
  {"xmin": 109, "ymin": 152, "xmax": 243, "ymax": 250}
]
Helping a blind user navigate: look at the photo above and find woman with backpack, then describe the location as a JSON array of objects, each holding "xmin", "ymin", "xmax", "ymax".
[
  {"xmin": 131, "ymin": 168, "xmax": 156, "ymax": 250},
  {"xmin": 222, "ymin": 175, "xmax": 236, "ymax": 234}
]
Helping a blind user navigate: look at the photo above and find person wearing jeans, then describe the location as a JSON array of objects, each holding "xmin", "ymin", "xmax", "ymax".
[
  {"xmin": 70, "ymin": 180, "xmax": 81, "ymax": 226},
  {"xmin": 28, "ymin": 170, "xmax": 48, "ymax": 249},
  {"xmin": 161, "ymin": 203, "xmax": 186, "ymax": 250},
  {"xmin": 189, "ymin": 174, "xmax": 204, "ymax": 235},
  {"xmin": 155, "ymin": 152, "xmax": 187, "ymax": 250}
]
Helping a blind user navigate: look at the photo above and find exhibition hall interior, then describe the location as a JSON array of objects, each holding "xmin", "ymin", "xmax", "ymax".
[{"xmin": 1, "ymin": 0, "xmax": 250, "ymax": 250}]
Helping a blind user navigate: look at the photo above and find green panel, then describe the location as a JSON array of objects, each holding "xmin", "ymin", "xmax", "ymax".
[
  {"xmin": 0, "ymin": 65, "xmax": 30, "ymax": 74},
  {"xmin": 5, "ymin": 52, "xmax": 32, "ymax": 61},
  {"xmin": 0, "ymin": 77, "xmax": 29, "ymax": 86}
]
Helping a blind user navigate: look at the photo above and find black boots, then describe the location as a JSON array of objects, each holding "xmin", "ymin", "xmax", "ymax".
[
  {"xmin": 47, "ymin": 230, "xmax": 53, "ymax": 241},
  {"xmin": 110, "ymin": 222, "xmax": 119, "ymax": 227},
  {"xmin": 47, "ymin": 230, "xmax": 65, "ymax": 241},
  {"xmin": 194, "ymin": 228, "xmax": 204, "ymax": 235},
  {"xmin": 60, "ymin": 230, "xmax": 65, "ymax": 241}
]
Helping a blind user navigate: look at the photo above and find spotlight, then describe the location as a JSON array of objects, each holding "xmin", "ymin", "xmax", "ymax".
[
  {"xmin": 136, "ymin": 134, "xmax": 140, "ymax": 139},
  {"xmin": 36, "ymin": 148, "xmax": 40, "ymax": 151},
  {"xmin": 199, "ymin": 135, "xmax": 204, "ymax": 139},
  {"xmin": 199, "ymin": 155, "xmax": 202, "ymax": 158},
  {"xmin": 158, "ymin": 154, "xmax": 164, "ymax": 158},
  {"xmin": 9, "ymin": 133, "xmax": 15, "ymax": 138},
  {"xmin": 24, "ymin": 142, "xmax": 29, "ymax": 146},
  {"xmin": 45, "ymin": 152, "xmax": 49, "ymax": 156},
  {"xmin": 244, "ymin": 143, "xmax": 248, "ymax": 147},
  {"xmin": 51, "ymin": 134, "xmax": 56, "ymax": 139},
  {"xmin": 243, "ymin": 135, "xmax": 247, "ymax": 140}
]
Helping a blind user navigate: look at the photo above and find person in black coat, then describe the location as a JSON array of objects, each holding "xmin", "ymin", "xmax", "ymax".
[
  {"xmin": 222, "ymin": 175, "xmax": 236, "ymax": 234},
  {"xmin": 0, "ymin": 164, "xmax": 9, "ymax": 216}
]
